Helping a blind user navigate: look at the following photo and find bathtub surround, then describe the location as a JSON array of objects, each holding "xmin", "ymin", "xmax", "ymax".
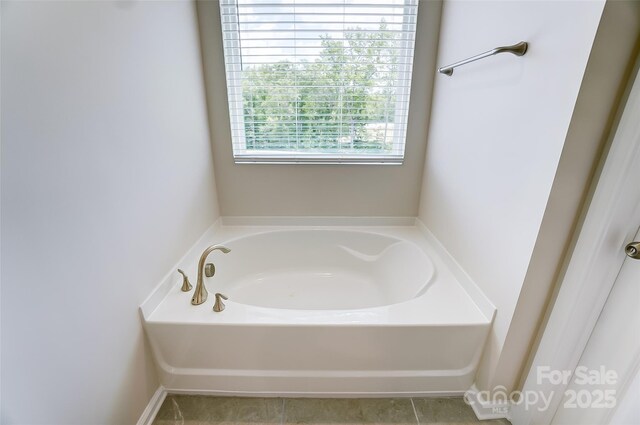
[
  {"xmin": 141, "ymin": 219, "xmax": 494, "ymax": 396},
  {"xmin": 418, "ymin": 0, "xmax": 640, "ymax": 398},
  {"xmin": 1, "ymin": 1, "xmax": 220, "ymax": 423}
]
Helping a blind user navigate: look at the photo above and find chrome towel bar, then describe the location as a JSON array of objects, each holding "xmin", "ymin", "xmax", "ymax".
[{"xmin": 438, "ymin": 41, "xmax": 528, "ymax": 76}]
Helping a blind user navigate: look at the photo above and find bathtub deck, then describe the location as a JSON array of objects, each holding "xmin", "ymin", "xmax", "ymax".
[{"xmin": 143, "ymin": 223, "xmax": 493, "ymax": 326}]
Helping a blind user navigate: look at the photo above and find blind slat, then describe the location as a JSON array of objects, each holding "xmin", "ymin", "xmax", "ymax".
[
  {"xmin": 225, "ymin": 28, "xmax": 414, "ymax": 34},
  {"xmin": 225, "ymin": 2, "xmax": 417, "ymax": 9}
]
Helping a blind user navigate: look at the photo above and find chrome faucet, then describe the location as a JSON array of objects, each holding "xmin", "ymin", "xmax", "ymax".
[{"xmin": 191, "ymin": 244, "xmax": 231, "ymax": 305}]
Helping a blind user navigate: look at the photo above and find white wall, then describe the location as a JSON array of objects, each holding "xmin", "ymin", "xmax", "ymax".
[
  {"xmin": 1, "ymin": 1, "xmax": 219, "ymax": 423},
  {"xmin": 196, "ymin": 0, "xmax": 442, "ymax": 217},
  {"xmin": 610, "ymin": 366, "xmax": 640, "ymax": 425},
  {"xmin": 418, "ymin": 0, "xmax": 607, "ymax": 392}
]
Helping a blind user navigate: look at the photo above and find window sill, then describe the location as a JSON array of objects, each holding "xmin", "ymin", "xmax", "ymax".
[{"xmin": 233, "ymin": 154, "xmax": 404, "ymax": 165}]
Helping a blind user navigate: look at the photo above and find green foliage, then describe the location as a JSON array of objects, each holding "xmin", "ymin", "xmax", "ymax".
[{"xmin": 241, "ymin": 23, "xmax": 401, "ymax": 152}]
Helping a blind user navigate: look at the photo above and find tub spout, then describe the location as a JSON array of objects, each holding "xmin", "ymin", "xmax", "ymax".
[{"xmin": 191, "ymin": 245, "xmax": 231, "ymax": 305}]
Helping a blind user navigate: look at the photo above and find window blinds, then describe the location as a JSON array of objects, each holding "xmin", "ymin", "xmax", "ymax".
[{"xmin": 220, "ymin": 0, "xmax": 419, "ymax": 164}]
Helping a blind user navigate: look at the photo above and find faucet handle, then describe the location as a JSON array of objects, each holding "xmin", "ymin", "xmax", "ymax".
[
  {"xmin": 213, "ymin": 293, "xmax": 228, "ymax": 312},
  {"xmin": 177, "ymin": 269, "xmax": 192, "ymax": 292}
]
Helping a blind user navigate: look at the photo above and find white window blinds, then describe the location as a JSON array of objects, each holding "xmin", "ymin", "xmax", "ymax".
[{"xmin": 220, "ymin": 0, "xmax": 419, "ymax": 164}]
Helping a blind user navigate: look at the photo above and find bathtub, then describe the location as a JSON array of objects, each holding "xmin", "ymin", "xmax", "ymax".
[{"xmin": 141, "ymin": 218, "xmax": 495, "ymax": 396}]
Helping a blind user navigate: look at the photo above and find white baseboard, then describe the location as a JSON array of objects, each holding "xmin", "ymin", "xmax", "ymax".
[
  {"xmin": 464, "ymin": 384, "xmax": 511, "ymax": 421},
  {"xmin": 137, "ymin": 386, "xmax": 167, "ymax": 425}
]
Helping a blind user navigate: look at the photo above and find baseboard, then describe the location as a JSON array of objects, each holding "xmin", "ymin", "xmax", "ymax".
[
  {"xmin": 136, "ymin": 386, "xmax": 167, "ymax": 425},
  {"xmin": 464, "ymin": 384, "xmax": 511, "ymax": 421},
  {"xmin": 164, "ymin": 387, "xmax": 466, "ymax": 398}
]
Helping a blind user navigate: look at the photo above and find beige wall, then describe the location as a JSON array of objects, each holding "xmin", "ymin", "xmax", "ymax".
[
  {"xmin": 196, "ymin": 0, "xmax": 441, "ymax": 217},
  {"xmin": 1, "ymin": 1, "xmax": 219, "ymax": 423},
  {"xmin": 419, "ymin": 0, "xmax": 599, "ymax": 393},
  {"xmin": 419, "ymin": 0, "xmax": 640, "ymax": 394}
]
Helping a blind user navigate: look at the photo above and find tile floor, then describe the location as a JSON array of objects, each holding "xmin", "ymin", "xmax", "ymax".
[{"xmin": 153, "ymin": 396, "xmax": 512, "ymax": 425}]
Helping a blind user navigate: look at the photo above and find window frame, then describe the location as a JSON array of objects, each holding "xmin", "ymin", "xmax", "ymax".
[{"xmin": 218, "ymin": 0, "xmax": 420, "ymax": 165}]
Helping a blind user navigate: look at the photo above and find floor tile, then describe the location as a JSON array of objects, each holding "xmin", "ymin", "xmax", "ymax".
[
  {"xmin": 357, "ymin": 399, "xmax": 418, "ymax": 425},
  {"xmin": 412, "ymin": 398, "xmax": 476, "ymax": 424},
  {"xmin": 412, "ymin": 397, "xmax": 511, "ymax": 424},
  {"xmin": 151, "ymin": 396, "xmax": 511, "ymax": 425},
  {"xmin": 283, "ymin": 398, "xmax": 417, "ymax": 425},
  {"xmin": 153, "ymin": 395, "xmax": 283, "ymax": 425},
  {"xmin": 234, "ymin": 397, "xmax": 283, "ymax": 424}
]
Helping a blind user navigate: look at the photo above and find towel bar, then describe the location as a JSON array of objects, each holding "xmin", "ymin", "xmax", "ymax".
[{"xmin": 438, "ymin": 41, "xmax": 528, "ymax": 76}]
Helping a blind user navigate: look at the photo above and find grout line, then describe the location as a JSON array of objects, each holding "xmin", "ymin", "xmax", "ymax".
[
  {"xmin": 410, "ymin": 398, "xmax": 420, "ymax": 425},
  {"xmin": 280, "ymin": 398, "xmax": 286, "ymax": 425}
]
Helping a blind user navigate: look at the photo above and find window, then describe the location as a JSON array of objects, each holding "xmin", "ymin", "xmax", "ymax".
[{"xmin": 220, "ymin": 0, "xmax": 419, "ymax": 164}]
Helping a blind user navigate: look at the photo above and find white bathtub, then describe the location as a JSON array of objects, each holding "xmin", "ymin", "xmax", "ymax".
[{"xmin": 141, "ymin": 218, "xmax": 495, "ymax": 396}]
